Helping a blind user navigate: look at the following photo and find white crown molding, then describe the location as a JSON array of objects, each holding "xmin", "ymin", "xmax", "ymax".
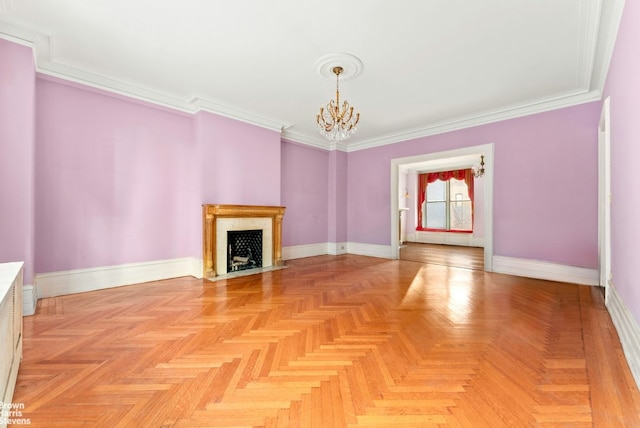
[
  {"xmin": 310, "ymin": 0, "xmax": 622, "ymax": 154},
  {"xmin": 344, "ymin": 89, "xmax": 601, "ymax": 152},
  {"xmin": 291, "ymin": 87, "xmax": 601, "ymax": 153},
  {"xmin": 37, "ymin": 60, "xmax": 196, "ymax": 113},
  {"xmin": 330, "ymin": 140, "xmax": 350, "ymax": 152},
  {"xmin": 281, "ymin": 129, "xmax": 331, "ymax": 150},
  {"xmin": 1, "ymin": 28, "xmax": 197, "ymax": 113},
  {"xmin": 281, "ymin": 128, "xmax": 354, "ymax": 152},
  {"xmin": 0, "ymin": 29, "xmax": 34, "ymax": 48},
  {"xmin": 590, "ymin": 0, "xmax": 626, "ymax": 90},
  {"xmin": 0, "ymin": 29, "xmax": 288, "ymax": 133},
  {"xmin": 192, "ymin": 97, "xmax": 286, "ymax": 132},
  {"xmin": 2, "ymin": 0, "xmax": 622, "ymax": 153},
  {"xmin": 576, "ymin": 0, "xmax": 602, "ymax": 90},
  {"xmin": 0, "ymin": 20, "xmax": 38, "ymax": 45}
]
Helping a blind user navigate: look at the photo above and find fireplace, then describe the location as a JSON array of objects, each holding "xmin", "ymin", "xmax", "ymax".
[
  {"xmin": 227, "ymin": 229, "xmax": 262, "ymax": 272},
  {"xmin": 202, "ymin": 204, "xmax": 286, "ymax": 278}
]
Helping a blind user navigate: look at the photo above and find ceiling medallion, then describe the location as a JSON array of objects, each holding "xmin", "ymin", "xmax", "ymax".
[{"xmin": 314, "ymin": 53, "xmax": 363, "ymax": 142}]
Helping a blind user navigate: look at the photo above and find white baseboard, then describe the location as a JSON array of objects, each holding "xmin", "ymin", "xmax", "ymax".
[
  {"xmin": 607, "ymin": 282, "xmax": 640, "ymax": 390},
  {"xmin": 283, "ymin": 242, "xmax": 391, "ymax": 260},
  {"xmin": 23, "ymin": 284, "xmax": 37, "ymax": 316},
  {"xmin": 282, "ymin": 243, "xmax": 330, "ymax": 260},
  {"xmin": 492, "ymin": 255, "xmax": 598, "ymax": 285},
  {"xmin": 406, "ymin": 231, "xmax": 484, "ymax": 247},
  {"xmin": 346, "ymin": 242, "xmax": 393, "ymax": 259},
  {"xmin": 328, "ymin": 242, "xmax": 348, "ymax": 256},
  {"xmin": 35, "ymin": 257, "xmax": 203, "ymax": 298}
]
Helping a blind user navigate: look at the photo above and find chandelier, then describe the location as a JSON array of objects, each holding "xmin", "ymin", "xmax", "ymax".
[
  {"xmin": 316, "ymin": 66, "xmax": 360, "ymax": 141},
  {"xmin": 473, "ymin": 154, "xmax": 485, "ymax": 178}
]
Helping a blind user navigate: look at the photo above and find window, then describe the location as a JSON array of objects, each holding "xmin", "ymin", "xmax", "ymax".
[
  {"xmin": 425, "ymin": 179, "xmax": 446, "ymax": 229},
  {"xmin": 418, "ymin": 169, "xmax": 474, "ymax": 232}
]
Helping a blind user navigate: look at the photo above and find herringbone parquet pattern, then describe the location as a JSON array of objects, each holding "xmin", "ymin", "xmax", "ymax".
[
  {"xmin": 400, "ymin": 242, "xmax": 484, "ymax": 270},
  {"xmin": 12, "ymin": 255, "xmax": 640, "ymax": 427}
]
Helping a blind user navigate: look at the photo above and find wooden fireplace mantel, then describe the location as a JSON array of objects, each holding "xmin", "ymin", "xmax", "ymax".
[{"xmin": 202, "ymin": 204, "xmax": 286, "ymax": 279}]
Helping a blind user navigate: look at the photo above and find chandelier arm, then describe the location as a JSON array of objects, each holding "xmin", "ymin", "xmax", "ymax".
[
  {"xmin": 342, "ymin": 106, "xmax": 353, "ymax": 124},
  {"xmin": 328, "ymin": 100, "xmax": 337, "ymax": 120}
]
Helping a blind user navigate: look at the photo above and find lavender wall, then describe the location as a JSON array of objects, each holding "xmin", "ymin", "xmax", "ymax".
[
  {"xmin": 34, "ymin": 78, "xmax": 283, "ymax": 274},
  {"xmin": 602, "ymin": 0, "xmax": 640, "ymax": 322},
  {"xmin": 1, "ymin": 37, "xmax": 288, "ymax": 277},
  {"xmin": 197, "ymin": 111, "xmax": 282, "ymax": 206},
  {"xmin": 281, "ymin": 140, "xmax": 329, "ymax": 246},
  {"xmin": 348, "ymin": 102, "xmax": 601, "ymax": 268},
  {"xmin": 0, "ymin": 39, "xmax": 36, "ymax": 283},
  {"xmin": 0, "ymin": 34, "xmax": 610, "ymax": 279},
  {"xmin": 328, "ymin": 150, "xmax": 348, "ymax": 244},
  {"xmin": 35, "ymin": 76, "xmax": 197, "ymax": 272}
]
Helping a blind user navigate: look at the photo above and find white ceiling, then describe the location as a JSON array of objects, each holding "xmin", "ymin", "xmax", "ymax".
[{"xmin": 0, "ymin": 0, "xmax": 623, "ymax": 151}]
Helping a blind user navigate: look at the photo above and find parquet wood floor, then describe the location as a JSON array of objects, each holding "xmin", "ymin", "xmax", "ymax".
[
  {"xmin": 12, "ymin": 254, "xmax": 640, "ymax": 427},
  {"xmin": 400, "ymin": 242, "xmax": 484, "ymax": 270}
]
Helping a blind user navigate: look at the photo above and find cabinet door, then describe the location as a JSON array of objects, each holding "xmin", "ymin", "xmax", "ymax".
[
  {"xmin": 0, "ymin": 287, "xmax": 12, "ymax": 401},
  {"xmin": 13, "ymin": 269, "xmax": 22, "ymax": 353}
]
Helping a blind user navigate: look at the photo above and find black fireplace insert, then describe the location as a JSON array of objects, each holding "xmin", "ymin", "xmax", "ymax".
[{"xmin": 227, "ymin": 229, "xmax": 263, "ymax": 272}]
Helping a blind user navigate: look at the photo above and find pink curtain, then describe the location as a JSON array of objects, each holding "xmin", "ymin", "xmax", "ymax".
[{"xmin": 417, "ymin": 173, "xmax": 430, "ymax": 228}]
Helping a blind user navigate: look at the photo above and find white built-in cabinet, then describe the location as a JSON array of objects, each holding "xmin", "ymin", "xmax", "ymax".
[{"xmin": 0, "ymin": 262, "xmax": 23, "ymax": 427}]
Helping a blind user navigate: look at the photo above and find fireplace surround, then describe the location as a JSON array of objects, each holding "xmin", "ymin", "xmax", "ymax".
[{"xmin": 202, "ymin": 204, "xmax": 285, "ymax": 279}]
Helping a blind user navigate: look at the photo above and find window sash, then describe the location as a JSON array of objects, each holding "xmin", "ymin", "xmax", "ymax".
[{"xmin": 420, "ymin": 176, "xmax": 473, "ymax": 232}]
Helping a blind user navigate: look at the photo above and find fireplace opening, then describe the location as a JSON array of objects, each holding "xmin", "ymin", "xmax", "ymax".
[{"xmin": 227, "ymin": 230, "xmax": 263, "ymax": 273}]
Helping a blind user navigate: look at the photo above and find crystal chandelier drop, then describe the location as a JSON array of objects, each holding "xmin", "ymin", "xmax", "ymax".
[{"xmin": 316, "ymin": 66, "xmax": 360, "ymax": 141}]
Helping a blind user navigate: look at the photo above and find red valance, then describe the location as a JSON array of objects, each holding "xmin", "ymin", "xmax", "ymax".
[
  {"xmin": 417, "ymin": 169, "xmax": 474, "ymax": 230},
  {"xmin": 425, "ymin": 169, "xmax": 468, "ymax": 184}
]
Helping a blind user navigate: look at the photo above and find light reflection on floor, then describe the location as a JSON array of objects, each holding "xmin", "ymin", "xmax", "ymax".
[{"xmin": 399, "ymin": 264, "xmax": 476, "ymax": 324}]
